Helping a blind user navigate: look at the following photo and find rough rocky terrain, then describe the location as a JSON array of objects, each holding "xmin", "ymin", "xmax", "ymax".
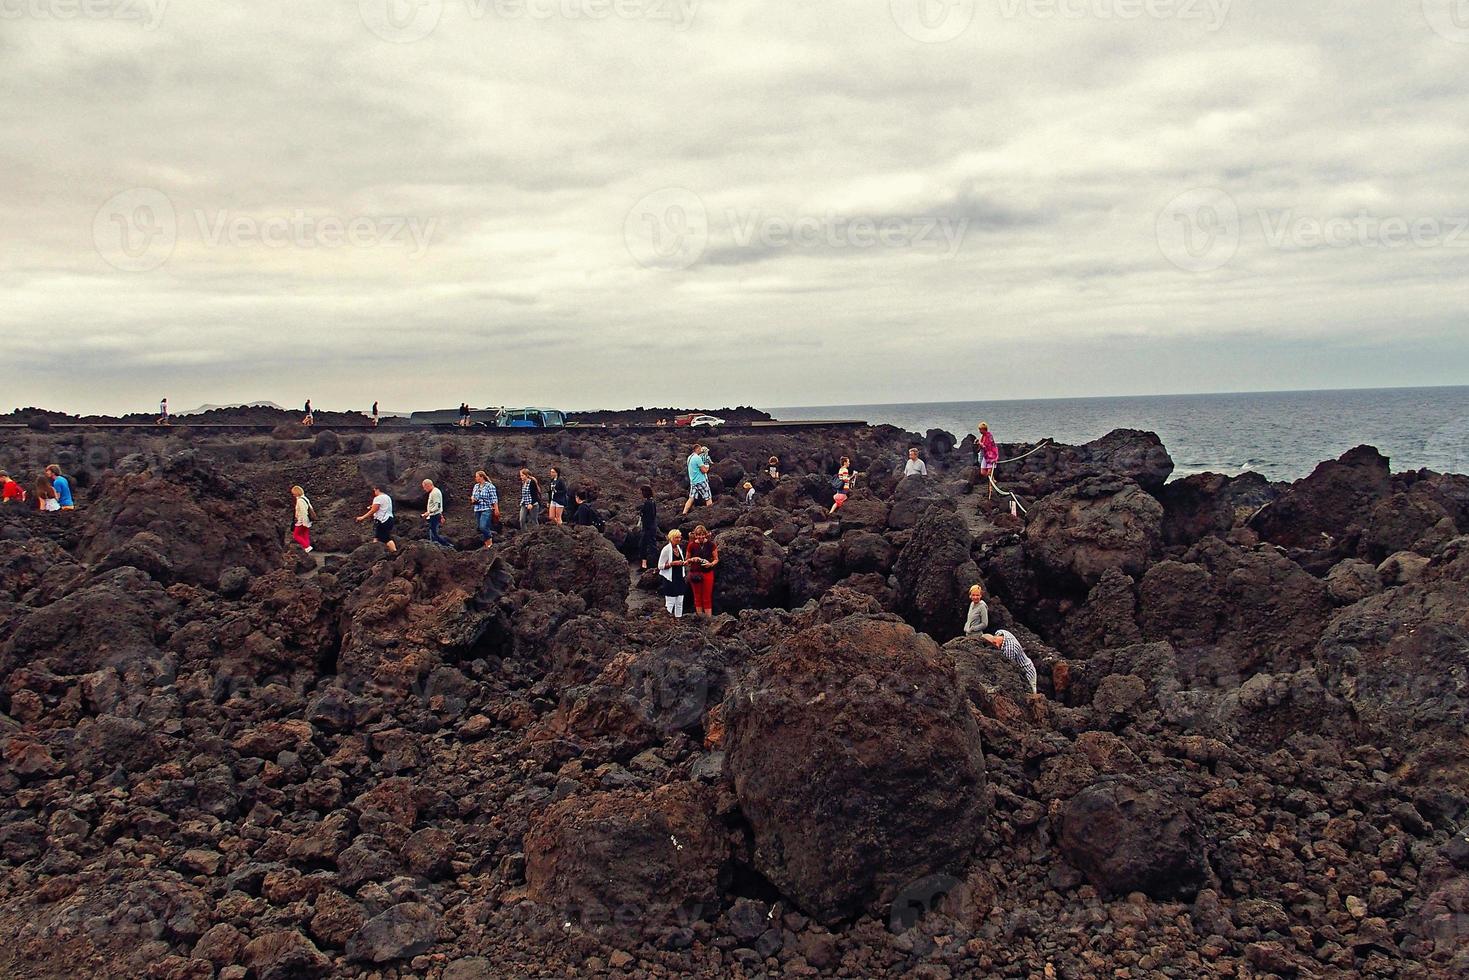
[{"xmin": 0, "ymin": 418, "xmax": 1466, "ymax": 978}]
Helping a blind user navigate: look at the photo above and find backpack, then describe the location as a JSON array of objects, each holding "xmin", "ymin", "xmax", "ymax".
[{"xmin": 831, "ymin": 474, "xmax": 847, "ymax": 491}]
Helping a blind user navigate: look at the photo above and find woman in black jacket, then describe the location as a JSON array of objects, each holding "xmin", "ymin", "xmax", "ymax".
[{"xmin": 638, "ymin": 484, "xmax": 659, "ymax": 569}]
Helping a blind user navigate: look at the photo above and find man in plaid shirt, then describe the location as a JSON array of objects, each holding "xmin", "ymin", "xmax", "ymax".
[{"xmin": 983, "ymin": 629, "xmax": 1038, "ymax": 695}]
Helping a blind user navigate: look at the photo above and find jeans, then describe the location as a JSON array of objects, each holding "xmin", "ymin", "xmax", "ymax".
[
  {"xmin": 427, "ymin": 514, "xmax": 450, "ymax": 546},
  {"xmin": 477, "ymin": 510, "xmax": 495, "ymax": 541},
  {"xmin": 521, "ymin": 504, "xmax": 540, "ymax": 529}
]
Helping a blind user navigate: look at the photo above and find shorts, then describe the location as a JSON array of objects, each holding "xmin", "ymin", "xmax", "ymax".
[
  {"xmin": 980, "ymin": 462, "xmax": 996, "ymax": 476},
  {"xmin": 689, "ymin": 482, "xmax": 711, "ymax": 502},
  {"xmin": 374, "ymin": 516, "xmax": 396, "ymax": 542}
]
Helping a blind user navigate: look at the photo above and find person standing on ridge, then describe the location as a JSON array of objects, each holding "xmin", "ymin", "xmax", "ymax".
[
  {"xmin": 291, "ymin": 485, "xmax": 314, "ymax": 553},
  {"xmin": 978, "ymin": 422, "xmax": 1000, "ymax": 497},
  {"xmin": 518, "ymin": 468, "xmax": 542, "ymax": 529},
  {"xmin": 459, "ymin": 403, "xmax": 472, "ymax": 427},
  {"xmin": 157, "ymin": 397, "xmax": 170, "ymax": 425},
  {"xmin": 963, "ymin": 584, "xmax": 989, "ymax": 635},
  {"xmin": 371, "ymin": 401, "xmax": 380, "ymax": 428},
  {"xmin": 686, "ymin": 524, "xmax": 720, "ymax": 617},
  {"xmin": 471, "ymin": 470, "xmax": 499, "ymax": 548},
  {"xmin": 658, "ymin": 528, "xmax": 688, "ymax": 618},
  {"xmin": 356, "ymin": 484, "xmax": 398, "ymax": 553},
  {"xmin": 45, "ymin": 465, "xmax": 74, "ymax": 510},
  {"xmin": 422, "ymin": 478, "xmax": 450, "ymax": 546},
  {"xmin": 546, "ymin": 466, "xmax": 569, "ymax": 525},
  {"xmin": 904, "ymin": 448, "xmax": 928, "ymax": 477},
  {"xmin": 303, "ymin": 399, "xmax": 314, "ymax": 426},
  {"xmin": 683, "ymin": 442, "xmax": 711, "ymax": 514}
]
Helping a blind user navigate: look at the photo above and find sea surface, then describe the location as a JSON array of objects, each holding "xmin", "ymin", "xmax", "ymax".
[{"xmin": 774, "ymin": 386, "xmax": 1469, "ymax": 483}]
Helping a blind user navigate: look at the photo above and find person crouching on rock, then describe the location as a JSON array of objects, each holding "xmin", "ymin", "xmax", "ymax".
[
  {"xmin": 686, "ymin": 524, "xmax": 720, "ymax": 617},
  {"xmin": 983, "ymin": 629, "xmax": 1038, "ymax": 696},
  {"xmin": 742, "ymin": 481, "xmax": 755, "ymax": 507},
  {"xmin": 356, "ymin": 484, "xmax": 398, "ymax": 554},
  {"xmin": 964, "ymin": 584, "xmax": 988, "ymax": 635},
  {"xmin": 291, "ymin": 485, "xmax": 314, "ymax": 553},
  {"xmin": 658, "ymin": 529, "xmax": 688, "ymax": 618},
  {"xmin": 0, "ymin": 472, "xmax": 27, "ymax": 504}
]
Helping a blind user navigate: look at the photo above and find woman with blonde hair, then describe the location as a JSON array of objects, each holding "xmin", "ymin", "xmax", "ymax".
[
  {"xmin": 291, "ymin": 485, "xmax": 314, "ymax": 553},
  {"xmin": 657, "ymin": 528, "xmax": 688, "ymax": 618}
]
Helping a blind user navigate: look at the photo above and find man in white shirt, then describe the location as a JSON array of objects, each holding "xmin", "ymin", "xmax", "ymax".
[
  {"xmin": 422, "ymin": 479, "xmax": 450, "ymax": 547},
  {"xmin": 356, "ymin": 485, "xmax": 398, "ymax": 553},
  {"xmin": 904, "ymin": 448, "xmax": 928, "ymax": 477}
]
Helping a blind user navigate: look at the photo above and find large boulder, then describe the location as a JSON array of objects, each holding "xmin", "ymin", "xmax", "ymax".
[
  {"xmin": 77, "ymin": 451, "xmax": 283, "ymax": 587},
  {"xmin": 893, "ymin": 507, "xmax": 981, "ymax": 641},
  {"xmin": 1026, "ymin": 477, "xmax": 1163, "ymax": 590},
  {"xmin": 498, "ymin": 525, "xmax": 628, "ymax": 613},
  {"xmin": 1251, "ymin": 445, "xmax": 1392, "ymax": 572},
  {"xmin": 525, "ymin": 782, "xmax": 729, "ymax": 936},
  {"xmin": 995, "ymin": 429, "xmax": 1174, "ymax": 497},
  {"xmin": 723, "ymin": 615, "xmax": 987, "ymax": 924},
  {"xmin": 1159, "ymin": 471, "xmax": 1277, "ymax": 547},
  {"xmin": 1054, "ymin": 776, "xmax": 1207, "ymax": 899},
  {"xmin": 2, "ymin": 567, "xmax": 175, "ymax": 676},
  {"xmin": 712, "ymin": 525, "xmax": 788, "ymax": 611}
]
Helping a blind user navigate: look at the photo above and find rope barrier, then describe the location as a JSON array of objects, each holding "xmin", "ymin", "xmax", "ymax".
[{"xmin": 977, "ymin": 439, "xmax": 1050, "ymax": 516}]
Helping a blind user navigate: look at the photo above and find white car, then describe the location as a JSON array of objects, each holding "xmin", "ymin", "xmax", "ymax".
[{"xmin": 689, "ymin": 414, "xmax": 726, "ymax": 427}]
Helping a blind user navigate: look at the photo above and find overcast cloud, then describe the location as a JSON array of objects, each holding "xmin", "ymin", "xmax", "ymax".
[{"xmin": 2, "ymin": 1, "xmax": 1467, "ymax": 414}]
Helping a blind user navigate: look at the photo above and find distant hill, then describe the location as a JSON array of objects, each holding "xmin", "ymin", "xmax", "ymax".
[{"xmin": 177, "ymin": 401, "xmax": 283, "ymax": 416}]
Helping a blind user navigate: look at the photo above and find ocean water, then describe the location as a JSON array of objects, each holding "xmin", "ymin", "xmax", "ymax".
[{"xmin": 774, "ymin": 386, "xmax": 1469, "ymax": 483}]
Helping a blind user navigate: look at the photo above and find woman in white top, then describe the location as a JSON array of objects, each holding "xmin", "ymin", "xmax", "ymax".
[
  {"xmin": 657, "ymin": 529, "xmax": 687, "ymax": 618},
  {"xmin": 35, "ymin": 477, "xmax": 59, "ymax": 512},
  {"xmin": 291, "ymin": 485, "xmax": 314, "ymax": 553}
]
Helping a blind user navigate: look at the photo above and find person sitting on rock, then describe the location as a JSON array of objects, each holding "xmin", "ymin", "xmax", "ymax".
[
  {"xmin": 964, "ymin": 584, "xmax": 989, "ymax": 635},
  {"xmin": 571, "ymin": 490, "xmax": 604, "ymax": 531},
  {"xmin": 904, "ymin": 447, "xmax": 928, "ymax": 477},
  {"xmin": 767, "ymin": 456, "xmax": 780, "ymax": 480},
  {"xmin": 983, "ymin": 629, "xmax": 1037, "ymax": 695},
  {"xmin": 45, "ymin": 465, "xmax": 74, "ymax": 510}
]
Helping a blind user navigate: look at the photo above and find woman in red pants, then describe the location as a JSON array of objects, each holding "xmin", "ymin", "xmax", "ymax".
[
  {"xmin": 686, "ymin": 524, "xmax": 720, "ymax": 617},
  {"xmin": 291, "ymin": 485, "xmax": 314, "ymax": 553}
]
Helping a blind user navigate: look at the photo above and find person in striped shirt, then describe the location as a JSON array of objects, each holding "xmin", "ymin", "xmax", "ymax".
[{"xmin": 983, "ymin": 629, "xmax": 1037, "ymax": 695}]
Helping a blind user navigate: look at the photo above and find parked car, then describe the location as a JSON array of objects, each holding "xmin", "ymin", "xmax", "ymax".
[
  {"xmin": 689, "ymin": 414, "xmax": 726, "ymax": 428},
  {"xmin": 494, "ymin": 407, "xmax": 567, "ymax": 428}
]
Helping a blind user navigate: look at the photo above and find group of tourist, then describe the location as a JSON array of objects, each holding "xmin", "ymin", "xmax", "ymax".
[{"xmin": 0, "ymin": 465, "xmax": 75, "ymax": 512}]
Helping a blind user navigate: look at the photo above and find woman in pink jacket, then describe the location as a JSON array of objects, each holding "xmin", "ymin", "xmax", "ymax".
[{"xmin": 978, "ymin": 422, "xmax": 1000, "ymax": 496}]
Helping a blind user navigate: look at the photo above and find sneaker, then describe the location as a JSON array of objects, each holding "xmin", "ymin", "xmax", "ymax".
[{"xmin": 304, "ymin": 546, "xmax": 313, "ymax": 553}]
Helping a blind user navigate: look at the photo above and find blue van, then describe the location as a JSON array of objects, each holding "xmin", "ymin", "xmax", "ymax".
[{"xmin": 494, "ymin": 407, "xmax": 567, "ymax": 428}]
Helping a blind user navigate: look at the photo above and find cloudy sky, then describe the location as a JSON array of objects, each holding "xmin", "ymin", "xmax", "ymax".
[{"xmin": 3, "ymin": 1, "xmax": 1468, "ymax": 414}]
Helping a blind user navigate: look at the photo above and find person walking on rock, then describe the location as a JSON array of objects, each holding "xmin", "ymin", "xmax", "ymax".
[
  {"xmin": 422, "ymin": 479, "xmax": 450, "ymax": 546},
  {"xmin": 45, "ymin": 465, "xmax": 74, "ymax": 510},
  {"xmin": 518, "ymin": 468, "xmax": 542, "ymax": 529},
  {"xmin": 904, "ymin": 448, "xmax": 928, "ymax": 477},
  {"xmin": 658, "ymin": 528, "xmax": 688, "ymax": 618},
  {"xmin": 546, "ymin": 466, "xmax": 570, "ymax": 525},
  {"xmin": 829, "ymin": 463, "xmax": 853, "ymax": 516},
  {"xmin": 291, "ymin": 485, "xmax": 314, "ymax": 553},
  {"xmin": 984, "ymin": 629, "xmax": 1037, "ymax": 695},
  {"xmin": 978, "ymin": 422, "xmax": 1000, "ymax": 496},
  {"xmin": 686, "ymin": 524, "xmax": 720, "ymax": 617},
  {"xmin": 638, "ymin": 484, "xmax": 659, "ymax": 570},
  {"xmin": 356, "ymin": 484, "xmax": 398, "ymax": 553},
  {"xmin": 963, "ymin": 584, "xmax": 989, "ymax": 635},
  {"xmin": 471, "ymin": 470, "xmax": 499, "ymax": 549},
  {"xmin": 459, "ymin": 403, "xmax": 472, "ymax": 428},
  {"xmin": 683, "ymin": 443, "xmax": 711, "ymax": 514},
  {"xmin": 157, "ymin": 397, "xmax": 170, "ymax": 426}
]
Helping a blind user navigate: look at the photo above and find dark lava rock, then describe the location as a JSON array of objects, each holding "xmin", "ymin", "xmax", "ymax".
[
  {"xmin": 893, "ymin": 507, "xmax": 981, "ymax": 641},
  {"xmin": 499, "ymin": 525, "xmax": 628, "ymax": 612},
  {"xmin": 1026, "ymin": 477, "xmax": 1163, "ymax": 589},
  {"xmin": 724, "ymin": 614, "xmax": 987, "ymax": 924},
  {"xmin": 1054, "ymin": 776, "xmax": 1207, "ymax": 899},
  {"xmin": 345, "ymin": 902, "xmax": 440, "ymax": 964}
]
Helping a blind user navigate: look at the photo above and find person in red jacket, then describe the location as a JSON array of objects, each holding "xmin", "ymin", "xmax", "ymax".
[{"xmin": 0, "ymin": 472, "xmax": 26, "ymax": 503}]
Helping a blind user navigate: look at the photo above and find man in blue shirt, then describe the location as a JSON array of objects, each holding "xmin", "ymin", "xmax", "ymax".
[
  {"xmin": 45, "ymin": 465, "xmax": 74, "ymax": 509},
  {"xmin": 683, "ymin": 442, "xmax": 711, "ymax": 515}
]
